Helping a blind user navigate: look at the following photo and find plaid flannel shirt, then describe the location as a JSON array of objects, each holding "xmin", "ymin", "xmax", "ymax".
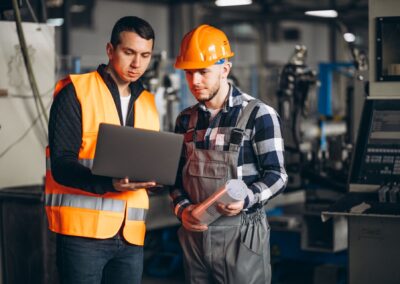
[{"xmin": 170, "ymin": 84, "xmax": 287, "ymax": 218}]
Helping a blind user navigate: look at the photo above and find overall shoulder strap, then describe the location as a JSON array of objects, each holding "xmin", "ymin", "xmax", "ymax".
[
  {"xmin": 184, "ymin": 105, "xmax": 200, "ymax": 143},
  {"xmin": 188, "ymin": 105, "xmax": 199, "ymax": 130},
  {"xmin": 236, "ymin": 99, "xmax": 260, "ymax": 131},
  {"xmin": 229, "ymin": 99, "xmax": 260, "ymax": 151}
]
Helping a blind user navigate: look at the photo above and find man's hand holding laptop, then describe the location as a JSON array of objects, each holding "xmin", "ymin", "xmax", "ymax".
[{"xmin": 113, "ymin": 177, "xmax": 156, "ymax": 192}]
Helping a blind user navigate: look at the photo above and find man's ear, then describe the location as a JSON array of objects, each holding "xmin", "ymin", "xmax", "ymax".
[
  {"xmin": 106, "ymin": 42, "xmax": 113, "ymax": 60},
  {"xmin": 222, "ymin": 61, "xmax": 232, "ymax": 79}
]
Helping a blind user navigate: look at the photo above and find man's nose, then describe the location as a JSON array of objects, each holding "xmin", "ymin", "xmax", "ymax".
[
  {"xmin": 131, "ymin": 55, "xmax": 140, "ymax": 68},
  {"xmin": 191, "ymin": 72, "xmax": 201, "ymax": 85}
]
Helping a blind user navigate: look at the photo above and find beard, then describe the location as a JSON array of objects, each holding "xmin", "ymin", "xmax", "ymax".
[
  {"xmin": 196, "ymin": 77, "xmax": 221, "ymax": 103},
  {"xmin": 197, "ymin": 87, "xmax": 219, "ymax": 103}
]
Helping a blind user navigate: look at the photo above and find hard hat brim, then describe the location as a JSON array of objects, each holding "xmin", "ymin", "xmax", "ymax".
[{"xmin": 174, "ymin": 53, "xmax": 234, "ymax": 70}]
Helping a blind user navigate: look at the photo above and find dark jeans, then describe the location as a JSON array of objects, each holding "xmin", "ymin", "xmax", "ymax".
[{"xmin": 56, "ymin": 234, "xmax": 143, "ymax": 284}]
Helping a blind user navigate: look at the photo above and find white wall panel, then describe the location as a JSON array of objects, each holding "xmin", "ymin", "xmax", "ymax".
[{"xmin": 0, "ymin": 21, "xmax": 55, "ymax": 188}]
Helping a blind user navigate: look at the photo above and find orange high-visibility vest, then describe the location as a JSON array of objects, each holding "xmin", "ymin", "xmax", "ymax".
[{"xmin": 45, "ymin": 71, "xmax": 159, "ymax": 246}]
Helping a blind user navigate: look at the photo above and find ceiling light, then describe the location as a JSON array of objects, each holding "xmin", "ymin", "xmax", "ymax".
[
  {"xmin": 215, "ymin": 0, "xmax": 252, "ymax": 7},
  {"xmin": 305, "ymin": 10, "xmax": 338, "ymax": 18},
  {"xmin": 46, "ymin": 18, "xmax": 64, "ymax": 26},
  {"xmin": 343, "ymin": 32, "xmax": 356, "ymax": 42},
  {"xmin": 70, "ymin": 4, "xmax": 86, "ymax": 13}
]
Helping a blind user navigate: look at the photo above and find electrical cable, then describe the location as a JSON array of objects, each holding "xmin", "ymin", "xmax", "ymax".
[
  {"xmin": 9, "ymin": 86, "xmax": 53, "ymax": 99},
  {"xmin": 0, "ymin": 100, "xmax": 52, "ymax": 159},
  {"xmin": 25, "ymin": 0, "xmax": 39, "ymax": 23},
  {"xmin": 11, "ymin": 0, "xmax": 49, "ymax": 138}
]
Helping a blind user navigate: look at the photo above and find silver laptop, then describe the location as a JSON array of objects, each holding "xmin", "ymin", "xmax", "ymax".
[{"xmin": 92, "ymin": 123, "xmax": 183, "ymax": 186}]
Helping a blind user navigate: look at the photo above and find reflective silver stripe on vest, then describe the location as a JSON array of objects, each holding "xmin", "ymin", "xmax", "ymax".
[
  {"xmin": 127, "ymin": 207, "xmax": 148, "ymax": 221},
  {"xmin": 46, "ymin": 158, "xmax": 93, "ymax": 170},
  {"xmin": 79, "ymin": 159, "xmax": 93, "ymax": 169},
  {"xmin": 45, "ymin": 193, "xmax": 125, "ymax": 212}
]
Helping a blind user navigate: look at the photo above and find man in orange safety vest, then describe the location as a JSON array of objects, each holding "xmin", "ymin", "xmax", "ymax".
[{"xmin": 46, "ymin": 16, "xmax": 159, "ymax": 284}]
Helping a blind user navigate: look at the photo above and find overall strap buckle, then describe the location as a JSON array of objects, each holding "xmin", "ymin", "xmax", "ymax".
[
  {"xmin": 228, "ymin": 100, "xmax": 260, "ymax": 151},
  {"xmin": 228, "ymin": 128, "xmax": 244, "ymax": 151}
]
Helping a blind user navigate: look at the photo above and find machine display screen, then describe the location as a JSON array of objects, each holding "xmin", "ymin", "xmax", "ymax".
[
  {"xmin": 350, "ymin": 99, "xmax": 400, "ymax": 185},
  {"xmin": 369, "ymin": 110, "xmax": 400, "ymax": 144}
]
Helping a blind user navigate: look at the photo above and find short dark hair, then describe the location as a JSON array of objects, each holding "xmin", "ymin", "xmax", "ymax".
[{"xmin": 110, "ymin": 16, "xmax": 155, "ymax": 48}]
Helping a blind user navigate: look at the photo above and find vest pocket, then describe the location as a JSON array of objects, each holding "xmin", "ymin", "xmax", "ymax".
[{"xmin": 187, "ymin": 160, "xmax": 227, "ymax": 179}]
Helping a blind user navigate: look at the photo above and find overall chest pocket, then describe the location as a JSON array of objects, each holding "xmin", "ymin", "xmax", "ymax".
[{"xmin": 187, "ymin": 160, "xmax": 227, "ymax": 179}]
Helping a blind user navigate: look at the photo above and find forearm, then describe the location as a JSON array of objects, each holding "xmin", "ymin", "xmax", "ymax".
[
  {"xmin": 244, "ymin": 105, "xmax": 288, "ymax": 208},
  {"xmin": 247, "ymin": 168, "xmax": 288, "ymax": 206},
  {"xmin": 51, "ymin": 154, "xmax": 114, "ymax": 195},
  {"xmin": 170, "ymin": 186, "xmax": 191, "ymax": 220},
  {"xmin": 48, "ymin": 83, "xmax": 116, "ymax": 195}
]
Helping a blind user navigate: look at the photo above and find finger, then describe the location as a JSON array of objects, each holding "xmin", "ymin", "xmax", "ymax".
[
  {"xmin": 125, "ymin": 181, "xmax": 156, "ymax": 190},
  {"xmin": 115, "ymin": 186, "xmax": 128, "ymax": 192},
  {"xmin": 216, "ymin": 203, "xmax": 228, "ymax": 213},
  {"xmin": 136, "ymin": 182, "xmax": 156, "ymax": 188},
  {"xmin": 226, "ymin": 203, "xmax": 241, "ymax": 210},
  {"xmin": 216, "ymin": 202, "xmax": 225, "ymax": 209},
  {"xmin": 189, "ymin": 224, "xmax": 208, "ymax": 231},
  {"xmin": 120, "ymin": 182, "xmax": 132, "ymax": 188},
  {"xmin": 223, "ymin": 207, "xmax": 241, "ymax": 216}
]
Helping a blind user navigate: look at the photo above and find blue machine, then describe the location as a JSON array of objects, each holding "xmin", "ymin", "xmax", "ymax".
[{"xmin": 317, "ymin": 62, "xmax": 354, "ymax": 117}]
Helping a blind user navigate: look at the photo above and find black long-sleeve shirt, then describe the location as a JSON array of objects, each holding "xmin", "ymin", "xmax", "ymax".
[{"xmin": 48, "ymin": 64, "xmax": 145, "ymax": 194}]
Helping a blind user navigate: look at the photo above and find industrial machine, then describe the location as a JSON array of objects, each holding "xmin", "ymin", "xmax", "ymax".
[
  {"xmin": 323, "ymin": 97, "xmax": 400, "ymax": 284},
  {"xmin": 269, "ymin": 35, "xmax": 370, "ymax": 282},
  {"xmin": 141, "ymin": 52, "xmax": 182, "ymax": 132},
  {"xmin": 267, "ymin": 44, "xmax": 354, "ymax": 284},
  {"xmin": 277, "ymin": 43, "xmax": 369, "ymax": 193},
  {"xmin": 274, "ymin": 44, "xmax": 359, "ymax": 254},
  {"xmin": 276, "ymin": 45, "xmax": 319, "ymax": 189},
  {"xmin": 321, "ymin": 1, "xmax": 400, "ymax": 283}
]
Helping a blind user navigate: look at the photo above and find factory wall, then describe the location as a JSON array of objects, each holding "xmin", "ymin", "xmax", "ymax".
[{"xmin": 69, "ymin": 0, "xmax": 169, "ymax": 71}]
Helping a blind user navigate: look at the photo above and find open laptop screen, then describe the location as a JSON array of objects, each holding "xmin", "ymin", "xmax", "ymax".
[{"xmin": 92, "ymin": 123, "xmax": 184, "ymax": 186}]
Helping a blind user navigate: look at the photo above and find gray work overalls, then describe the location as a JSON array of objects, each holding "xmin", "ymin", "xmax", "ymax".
[{"xmin": 178, "ymin": 100, "xmax": 271, "ymax": 284}]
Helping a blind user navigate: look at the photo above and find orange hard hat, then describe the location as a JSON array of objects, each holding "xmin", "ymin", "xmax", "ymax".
[{"xmin": 175, "ymin": 24, "xmax": 234, "ymax": 69}]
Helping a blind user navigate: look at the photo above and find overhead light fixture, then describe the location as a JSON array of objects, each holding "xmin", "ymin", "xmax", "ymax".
[
  {"xmin": 305, "ymin": 10, "xmax": 338, "ymax": 18},
  {"xmin": 343, "ymin": 32, "xmax": 356, "ymax": 43},
  {"xmin": 215, "ymin": 0, "xmax": 252, "ymax": 7},
  {"xmin": 46, "ymin": 18, "xmax": 64, "ymax": 26},
  {"xmin": 70, "ymin": 4, "xmax": 86, "ymax": 13}
]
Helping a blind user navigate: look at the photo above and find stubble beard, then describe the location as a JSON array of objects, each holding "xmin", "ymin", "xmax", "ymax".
[
  {"xmin": 198, "ymin": 90, "xmax": 218, "ymax": 103},
  {"xmin": 197, "ymin": 81, "xmax": 220, "ymax": 104}
]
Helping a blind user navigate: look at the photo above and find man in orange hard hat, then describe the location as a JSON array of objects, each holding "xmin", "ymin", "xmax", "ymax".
[{"xmin": 170, "ymin": 24, "xmax": 288, "ymax": 284}]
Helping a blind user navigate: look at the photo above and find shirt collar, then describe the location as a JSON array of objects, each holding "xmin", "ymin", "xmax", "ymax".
[
  {"xmin": 198, "ymin": 83, "xmax": 244, "ymax": 113},
  {"xmin": 97, "ymin": 64, "xmax": 144, "ymax": 100}
]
